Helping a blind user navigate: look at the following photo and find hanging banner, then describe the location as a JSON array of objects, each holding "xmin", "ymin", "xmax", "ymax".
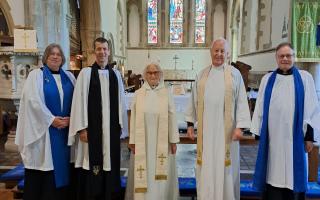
[{"xmin": 291, "ymin": 0, "xmax": 320, "ymax": 62}]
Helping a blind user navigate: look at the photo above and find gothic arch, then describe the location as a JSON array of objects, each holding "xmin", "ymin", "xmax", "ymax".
[
  {"xmin": 0, "ymin": 0, "xmax": 14, "ymax": 36},
  {"xmin": 127, "ymin": 0, "xmax": 141, "ymax": 47},
  {"xmin": 212, "ymin": 2, "xmax": 227, "ymax": 40}
]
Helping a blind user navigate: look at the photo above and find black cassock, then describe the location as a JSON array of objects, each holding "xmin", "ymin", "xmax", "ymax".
[{"xmin": 76, "ymin": 63, "xmax": 121, "ymax": 200}]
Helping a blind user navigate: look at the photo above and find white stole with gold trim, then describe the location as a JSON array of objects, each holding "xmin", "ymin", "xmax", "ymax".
[
  {"xmin": 134, "ymin": 85, "xmax": 169, "ymax": 193},
  {"xmin": 196, "ymin": 65, "xmax": 233, "ymax": 166}
]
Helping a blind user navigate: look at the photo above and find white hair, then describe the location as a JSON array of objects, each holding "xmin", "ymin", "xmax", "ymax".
[
  {"xmin": 142, "ymin": 62, "xmax": 164, "ymax": 82},
  {"xmin": 210, "ymin": 37, "xmax": 230, "ymax": 54}
]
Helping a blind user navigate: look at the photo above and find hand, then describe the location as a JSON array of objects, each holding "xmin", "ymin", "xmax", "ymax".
[
  {"xmin": 61, "ymin": 117, "xmax": 70, "ymax": 128},
  {"xmin": 187, "ymin": 126, "xmax": 195, "ymax": 141},
  {"xmin": 52, "ymin": 117, "xmax": 66, "ymax": 129},
  {"xmin": 171, "ymin": 143, "xmax": 177, "ymax": 154},
  {"xmin": 305, "ymin": 141, "xmax": 313, "ymax": 153},
  {"xmin": 79, "ymin": 129, "xmax": 88, "ymax": 143},
  {"xmin": 128, "ymin": 144, "xmax": 135, "ymax": 154},
  {"xmin": 232, "ymin": 128, "xmax": 243, "ymax": 141}
]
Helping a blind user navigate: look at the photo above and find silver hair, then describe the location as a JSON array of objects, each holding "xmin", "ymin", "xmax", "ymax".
[
  {"xmin": 143, "ymin": 62, "xmax": 164, "ymax": 82},
  {"xmin": 210, "ymin": 37, "xmax": 230, "ymax": 54}
]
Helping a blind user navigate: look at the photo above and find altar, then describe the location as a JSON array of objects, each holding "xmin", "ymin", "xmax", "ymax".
[
  {"xmin": 125, "ymin": 92, "xmax": 190, "ymax": 113},
  {"xmin": 125, "ymin": 92, "xmax": 191, "ymax": 140}
]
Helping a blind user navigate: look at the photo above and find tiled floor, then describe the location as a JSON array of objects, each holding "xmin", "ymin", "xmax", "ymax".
[
  {"xmin": 0, "ymin": 133, "xmax": 259, "ymax": 177},
  {"xmin": 0, "ymin": 134, "xmax": 260, "ymax": 200}
]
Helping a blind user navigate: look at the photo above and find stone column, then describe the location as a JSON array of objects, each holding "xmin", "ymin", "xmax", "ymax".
[
  {"xmin": 10, "ymin": 56, "xmax": 16, "ymax": 94},
  {"xmin": 80, "ymin": 0, "xmax": 103, "ymax": 67}
]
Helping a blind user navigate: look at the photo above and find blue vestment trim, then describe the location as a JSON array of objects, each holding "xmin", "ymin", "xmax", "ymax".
[
  {"xmin": 43, "ymin": 65, "xmax": 74, "ymax": 188},
  {"xmin": 253, "ymin": 67, "xmax": 306, "ymax": 192}
]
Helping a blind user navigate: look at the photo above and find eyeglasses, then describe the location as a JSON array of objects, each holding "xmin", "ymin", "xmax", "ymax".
[
  {"xmin": 278, "ymin": 54, "xmax": 294, "ymax": 59},
  {"xmin": 146, "ymin": 71, "xmax": 160, "ymax": 76}
]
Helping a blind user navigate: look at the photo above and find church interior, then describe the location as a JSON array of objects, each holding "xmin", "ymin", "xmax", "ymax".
[{"xmin": 0, "ymin": 0, "xmax": 319, "ymax": 199}]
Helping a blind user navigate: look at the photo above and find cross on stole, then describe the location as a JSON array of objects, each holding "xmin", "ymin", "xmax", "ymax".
[
  {"xmin": 137, "ymin": 165, "xmax": 145, "ymax": 179},
  {"xmin": 158, "ymin": 153, "xmax": 167, "ymax": 165}
]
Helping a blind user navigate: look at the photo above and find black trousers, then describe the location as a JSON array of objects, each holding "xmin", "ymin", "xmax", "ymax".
[
  {"xmin": 262, "ymin": 184, "xmax": 305, "ymax": 200},
  {"xmin": 76, "ymin": 169, "xmax": 121, "ymax": 200},
  {"xmin": 24, "ymin": 169, "xmax": 67, "ymax": 200}
]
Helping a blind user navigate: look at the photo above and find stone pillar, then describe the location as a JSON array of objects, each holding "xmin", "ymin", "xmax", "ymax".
[
  {"xmin": 80, "ymin": 0, "xmax": 103, "ymax": 67},
  {"xmin": 60, "ymin": 0, "xmax": 70, "ymax": 70},
  {"xmin": 139, "ymin": 2, "xmax": 147, "ymax": 47},
  {"xmin": 10, "ymin": 56, "xmax": 16, "ymax": 94}
]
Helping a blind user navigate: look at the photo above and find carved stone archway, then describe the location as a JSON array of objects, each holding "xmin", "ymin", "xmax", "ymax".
[{"xmin": 0, "ymin": 0, "xmax": 15, "ymax": 36}]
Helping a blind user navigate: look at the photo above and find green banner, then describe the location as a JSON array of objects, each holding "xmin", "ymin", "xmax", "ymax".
[{"xmin": 292, "ymin": 0, "xmax": 320, "ymax": 62}]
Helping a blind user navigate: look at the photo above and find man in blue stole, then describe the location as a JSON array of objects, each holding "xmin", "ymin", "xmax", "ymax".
[{"xmin": 251, "ymin": 42, "xmax": 320, "ymax": 200}]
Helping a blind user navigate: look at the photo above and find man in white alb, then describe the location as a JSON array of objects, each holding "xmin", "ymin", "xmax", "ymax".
[
  {"xmin": 185, "ymin": 38, "xmax": 251, "ymax": 200},
  {"xmin": 251, "ymin": 42, "xmax": 320, "ymax": 200}
]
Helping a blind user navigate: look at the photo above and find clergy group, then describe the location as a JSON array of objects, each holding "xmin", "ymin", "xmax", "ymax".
[{"xmin": 14, "ymin": 36, "xmax": 320, "ymax": 200}]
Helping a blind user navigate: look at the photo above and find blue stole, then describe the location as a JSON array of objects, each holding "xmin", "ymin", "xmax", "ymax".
[
  {"xmin": 253, "ymin": 67, "xmax": 306, "ymax": 193},
  {"xmin": 43, "ymin": 65, "xmax": 74, "ymax": 188}
]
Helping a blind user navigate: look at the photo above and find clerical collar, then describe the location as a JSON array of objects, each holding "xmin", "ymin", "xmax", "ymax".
[
  {"xmin": 144, "ymin": 82, "xmax": 163, "ymax": 90},
  {"xmin": 41, "ymin": 67, "xmax": 60, "ymax": 74},
  {"xmin": 276, "ymin": 67, "xmax": 293, "ymax": 75},
  {"xmin": 93, "ymin": 62, "xmax": 109, "ymax": 70}
]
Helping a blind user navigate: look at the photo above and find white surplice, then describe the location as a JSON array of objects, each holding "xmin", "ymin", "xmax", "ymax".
[
  {"xmin": 125, "ymin": 82, "xmax": 180, "ymax": 200},
  {"xmin": 68, "ymin": 67, "xmax": 128, "ymax": 171},
  {"xmin": 250, "ymin": 70, "xmax": 320, "ymax": 190},
  {"xmin": 15, "ymin": 68, "xmax": 76, "ymax": 170},
  {"xmin": 185, "ymin": 64, "xmax": 251, "ymax": 200}
]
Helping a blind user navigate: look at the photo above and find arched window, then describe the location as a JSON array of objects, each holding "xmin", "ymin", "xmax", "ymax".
[
  {"xmin": 195, "ymin": 0, "xmax": 206, "ymax": 43},
  {"xmin": 0, "ymin": 8, "xmax": 9, "ymax": 36},
  {"xmin": 169, "ymin": 0, "xmax": 183, "ymax": 44},
  {"xmin": 147, "ymin": 0, "xmax": 158, "ymax": 44}
]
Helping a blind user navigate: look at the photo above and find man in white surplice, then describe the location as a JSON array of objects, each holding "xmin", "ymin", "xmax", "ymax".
[
  {"xmin": 251, "ymin": 43, "xmax": 320, "ymax": 200},
  {"xmin": 185, "ymin": 38, "xmax": 251, "ymax": 200},
  {"xmin": 68, "ymin": 37, "xmax": 128, "ymax": 200}
]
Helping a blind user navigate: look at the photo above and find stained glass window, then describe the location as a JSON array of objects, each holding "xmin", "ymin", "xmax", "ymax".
[
  {"xmin": 147, "ymin": 0, "xmax": 158, "ymax": 44},
  {"xmin": 169, "ymin": 0, "xmax": 183, "ymax": 44},
  {"xmin": 195, "ymin": 0, "xmax": 206, "ymax": 43}
]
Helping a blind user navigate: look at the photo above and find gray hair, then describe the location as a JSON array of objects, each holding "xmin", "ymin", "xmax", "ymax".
[
  {"xmin": 210, "ymin": 37, "xmax": 230, "ymax": 54},
  {"xmin": 275, "ymin": 42, "xmax": 295, "ymax": 55},
  {"xmin": 42, "ymin": 43, "xmax": 66, "ymax": 67},
  {"xmin": 143, "ymin": 62, "xmax": 164, "ymax": 82}
]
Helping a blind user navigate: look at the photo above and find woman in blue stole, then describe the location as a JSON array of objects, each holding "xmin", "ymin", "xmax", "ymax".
[{"xmin": 15, "ymin": 44, "xmax": 76, "ymax": 200}]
